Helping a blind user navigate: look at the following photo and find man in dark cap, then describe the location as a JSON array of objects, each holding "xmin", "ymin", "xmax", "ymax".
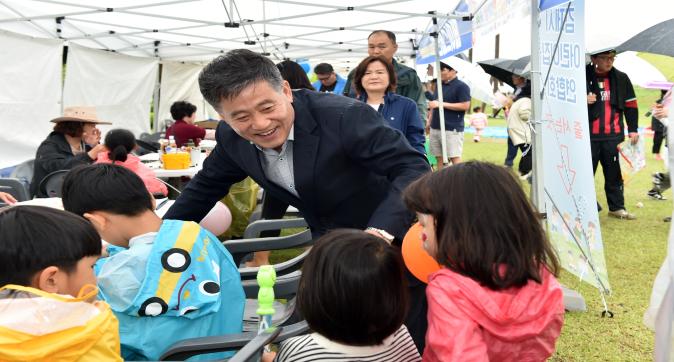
[
  {"xmin": 586, "ymin": 48, "xmax": 639, "ymax": 220},
  {"xmin": 428, "ymin": 61, "xmax": 471, "ymax": 168}
]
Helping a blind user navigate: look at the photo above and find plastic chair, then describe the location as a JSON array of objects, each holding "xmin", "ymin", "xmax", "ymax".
[
  {"xmin": 38, "ymin": 170, "xmax": 69, "ymax": 198},
  {"xmin": 9, "ymin": 158, "xmax": 34, "ymax": 196},
  {"xmin": 0, "ymin": 178, "xmax": 30, "ymax": 202},
  {"xmin": 223, "ymin": 218, "xmax": 312, "ymax": 278},
  {"xmin": 135, "ymin": 139, "xmax": 159, "ymax": 154},
  {"xmin": 159, "ymin": 271, "xmax": 309, "ymax": 361},
  {"xmin": 159, "ymin": 321, "xmax": 309, "ymax": 361}
]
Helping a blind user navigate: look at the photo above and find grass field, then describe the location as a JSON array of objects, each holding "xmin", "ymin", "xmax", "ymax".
[{"xmin": 270, "ymin": 54, "xmax": 673, "ymax": 361}]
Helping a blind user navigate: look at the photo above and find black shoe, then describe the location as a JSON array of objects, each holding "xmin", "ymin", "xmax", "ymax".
[{"xmin": 648, "ymin": 189, "xmax": 667, "ymax": 200}]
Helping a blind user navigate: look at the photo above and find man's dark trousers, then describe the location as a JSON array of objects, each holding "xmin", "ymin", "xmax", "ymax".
[{"xmin": 591, "ymin": 139, "xmax": 624, "ymax": 211}]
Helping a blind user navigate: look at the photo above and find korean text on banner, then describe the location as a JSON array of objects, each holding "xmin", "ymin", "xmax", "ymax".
[
  {"xmin": 415, "ymin": 0, "xmax": 473, "ymax": 65},
  {"xmin": 540, "ymin": 0, "xmax": 611, "ymax": 292}
]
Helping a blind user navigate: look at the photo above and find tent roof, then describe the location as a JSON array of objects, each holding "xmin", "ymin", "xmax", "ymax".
[
  {"xmin": 0, "ymin": 0, "xmax": 465, "ymax": 71},
  {"xmin": 1, "ymin": 1, "xmax": 672, "ymax": 72}
]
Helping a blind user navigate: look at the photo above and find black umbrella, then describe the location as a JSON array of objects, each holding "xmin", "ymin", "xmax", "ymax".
[
  {"xmin": 510, "ymin": 56, "xmax": 531, "ymax": 78},
  {"xmin": 478, "ymin": 56, "xmax": 531, "ymax": 87},
  {"xmin": 617, "ymin": 18, "xmax": 674, "ymax": 57}
]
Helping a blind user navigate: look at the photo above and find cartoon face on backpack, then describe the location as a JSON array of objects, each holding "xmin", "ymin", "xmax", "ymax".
[{"xmin": 135, "ymin": 222, "xmax": 224, "ymax": 319}]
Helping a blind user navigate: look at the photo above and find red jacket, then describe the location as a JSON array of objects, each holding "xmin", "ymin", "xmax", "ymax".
[
  {"xmin": 96, "ymin": 153, "xmax": 168, "ymax": 196},
  {"xmin": 423, "ymin": 267, "xmax": 564, "ymax": 362}
]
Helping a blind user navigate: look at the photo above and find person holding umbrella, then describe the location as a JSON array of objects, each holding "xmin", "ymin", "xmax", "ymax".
[{"xmin": 586, "ymin": 49, "xmax": 639, "ymax": 220}]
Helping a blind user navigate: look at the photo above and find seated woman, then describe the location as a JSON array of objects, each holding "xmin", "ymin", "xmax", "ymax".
[
  {"xmin": 30, "ymin": 106, "xmax": 110, "ymax": 198},
  {"xmin": 96, "ymin": 128, "xmax": 168, "ymax": 197},
  {"xmin": 165, "ymin": 101, "xmax": 216, "ymax": 147},
  {"xmin": 354, "ymin": 56, "xmax": 426, "ymax": 154}
]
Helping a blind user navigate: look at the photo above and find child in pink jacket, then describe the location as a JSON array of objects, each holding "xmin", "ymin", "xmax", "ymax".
[
  {"xmin": 96, "ymin": 128, "xmax": 168, "ymax": 197},
  {"xmin": 404, "ymin": 161, "xmax": 564, "ymax": 362},
  {"xmin": 468, "ymin": 106, "xmax": 488, "ymax": 142}
]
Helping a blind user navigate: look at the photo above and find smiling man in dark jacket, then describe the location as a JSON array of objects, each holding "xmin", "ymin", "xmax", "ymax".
[{"xmin": 163, "ymin": 49, "xmax": 431, "ymax": 351}]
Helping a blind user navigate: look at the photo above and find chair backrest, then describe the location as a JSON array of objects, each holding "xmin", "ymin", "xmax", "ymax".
[
  {"xmin": 38, "ymin": 170, "xmax": 69, "ymax": 198},
  {"xmin": 140, "ymin": 131, "xmax": 163, "ymax": 143},
  {"xmin": 158, "ymin": 321, "xmax": 310, "ymax": 361},
  {"xmin": 0, "ymin": 178, "xmax": 30, "ymax": 202},
  {"xmin": 9, "ymin": 158, "xmax": 34, "ymax": 196},
  {"xmin": 135, "ymin": 139, "xmax": 159, "ymax": 154}
]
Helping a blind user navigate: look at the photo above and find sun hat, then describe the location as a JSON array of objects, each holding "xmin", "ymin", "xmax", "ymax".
[{"xmin": 50, "ymin": 106, "xmax": 112, "ymax": 124}]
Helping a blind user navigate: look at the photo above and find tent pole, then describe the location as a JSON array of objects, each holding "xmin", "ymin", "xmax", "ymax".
[
  {"xmin": 0, "ymin": 2, "xmax": 55, "ymax": 37},
  {"xmin": 530, "ymin": 0, "xmax": 544, "ymax": 211},
  {"xmin": 153, "ymin": 62, "xmax": 162, "ymax": 133},
  {"xmin": 432, "ymin": 16, "xmax": 448, "ymax": 167}
]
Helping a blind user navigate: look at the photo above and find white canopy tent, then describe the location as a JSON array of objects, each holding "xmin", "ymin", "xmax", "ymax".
[{"xmin": 0, "ymin": 0, "xmax": 672, "ymax": 169}]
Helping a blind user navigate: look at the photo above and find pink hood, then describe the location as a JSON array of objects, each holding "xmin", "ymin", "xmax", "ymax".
[
  {"xmin": 423, "ymin": 267, "xmax": 564, "ymax": 362},
  {"xmin": 96, "ymin": 153, "xmax": 167, "ymax": 196}
]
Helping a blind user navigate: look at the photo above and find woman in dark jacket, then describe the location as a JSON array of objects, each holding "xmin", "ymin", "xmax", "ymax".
[
  {"xmin": 355, "ymin": 56, "xmax": 425, "ymax": 154},
  {"xmin": 30, "ymin": 106, "xmax": 110, "ymax": 197}
]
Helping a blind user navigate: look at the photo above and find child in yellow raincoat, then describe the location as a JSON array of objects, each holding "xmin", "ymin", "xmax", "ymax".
[{"xmin": 0, "ymin": 205, "xmax": 121, "ymax": 361}]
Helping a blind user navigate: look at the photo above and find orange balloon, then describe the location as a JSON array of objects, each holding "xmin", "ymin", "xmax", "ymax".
[{"xmin": 402, "ymin": 222, "xmax": 441, "ymax": 284}]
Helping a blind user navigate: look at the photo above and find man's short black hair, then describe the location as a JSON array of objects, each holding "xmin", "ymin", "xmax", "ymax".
[
  {"xmin": 297, "ymin": 229, "xmax": 408, "ymax": 346},
  {"xmin": 199, "ymin": 49, "xmax": 284, "ymax": 111},
  {"xmin": 62, "ymin": 163, "xmax": 153, "ymax": 217},
  {"xmin": 170, "ymin": 101, "xmax": 197, "ymax": 121},
  {"xmin": 0, "ymin": 205, "xmax": 101, "ymax": 286},
  {"xmin": 368, "ymin": 30, "xmax": 397, "ymax": 44},
  {"xmin": 313, "ymin": 63, "xmax": 334, "ymax": 75}
]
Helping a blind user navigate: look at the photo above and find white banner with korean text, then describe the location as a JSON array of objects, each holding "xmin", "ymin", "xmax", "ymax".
[{"xmin": 539, "ymin": 0, "xmax": 610, "ymax": 292}]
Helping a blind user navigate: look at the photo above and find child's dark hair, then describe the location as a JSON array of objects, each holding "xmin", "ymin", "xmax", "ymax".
[
  {"xmin": 403, "ymin": 161, "xmax": 559, "ymax": 290},
  {"xmin": 62, "ymin": 163, "xmax": 153, "ymax": 217},
  {"xmin": 297, "ymin": 229, "xmax": 408, "ymax": 346},
  {"xmin": 170, "ymin": 101, "xmax": 197, "ymax": 121},
  {"xmin": 0, "ymin": 205, "xmax": 101, "ymax": 286},
  {"xmin": 104, "ymin": 128, "xmax": 136, "ymax": 163},
  {"xmin": 473, "ymin": 106, "xmax": 482, "ymax": 112}
]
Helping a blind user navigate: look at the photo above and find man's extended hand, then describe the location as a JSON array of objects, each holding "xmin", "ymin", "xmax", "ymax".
[
  {"xmin": 428, "ymin": 100, "xmax": 439, "ymax": 109},
  {"xmin": 628, "ymin": 132, "xmax": 639, "ymax": 145},
  {"xmin": 365, "ymin": 228, "xmax": 394, "ymax": 244}
]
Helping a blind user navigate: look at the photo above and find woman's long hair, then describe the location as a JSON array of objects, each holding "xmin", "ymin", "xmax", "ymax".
[{"xmin": 276, "ymin": 60, "xmax": 315, "ymax": 90}]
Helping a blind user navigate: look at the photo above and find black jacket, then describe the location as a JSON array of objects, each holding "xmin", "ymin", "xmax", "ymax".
[
  {"xmin": 30, "ymin": 132, "xmax": 93, "ymax": 197},
  {"xmin": 164, "ymin": 89, "xmax": 430, "ymax": 242},
  {"xmin": 586, "ymin": 64, "xmax": 639, "ymax": 139}
]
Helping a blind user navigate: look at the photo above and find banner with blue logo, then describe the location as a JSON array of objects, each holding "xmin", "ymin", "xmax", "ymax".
[
  {"xmin": 540, "ymin": 0, "xmax": 571, "ymax": 11},
  {"xmin": 539, "ymin": 0, "xmax": 610, "ymax": 292},
  {"xmin": 416, "ymin": 0, "xmax": 473, "ymax": 65}
]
